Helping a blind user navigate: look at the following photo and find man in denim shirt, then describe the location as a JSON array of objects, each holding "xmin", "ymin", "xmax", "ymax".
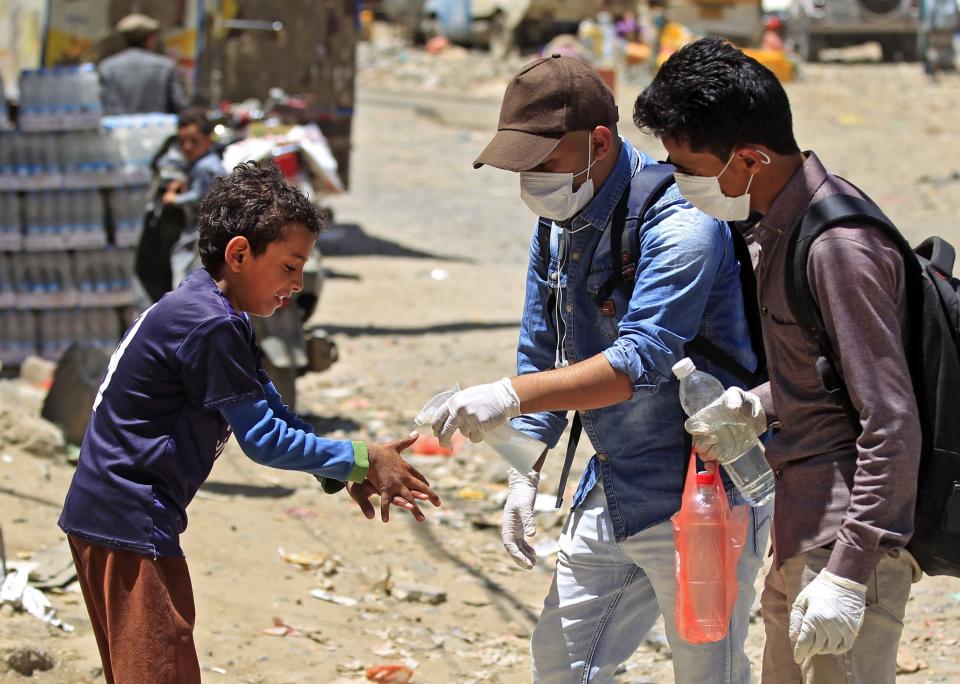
[{"xmin": 431, "ymin": 55, "xmax": 770, "ymax": 683}]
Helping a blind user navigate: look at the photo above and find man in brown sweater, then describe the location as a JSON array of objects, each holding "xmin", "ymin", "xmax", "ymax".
[{"xmin": 633, "ymin": 37, "xmax": 922, "ymax": 683}]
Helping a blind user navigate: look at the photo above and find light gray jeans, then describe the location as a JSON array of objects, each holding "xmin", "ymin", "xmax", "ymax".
[
  {"xmin": 761, "ymin": 545, "xmax": 920, "ymax": 684},
  {"xmin": 530, "ymin": 484, "xmax": 771, "ymax": 684}
]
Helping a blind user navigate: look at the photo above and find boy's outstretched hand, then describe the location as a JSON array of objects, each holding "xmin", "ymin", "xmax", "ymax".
[{"xmin": 353, "ymin": 433, "xmax": 441, "ymax": 522}]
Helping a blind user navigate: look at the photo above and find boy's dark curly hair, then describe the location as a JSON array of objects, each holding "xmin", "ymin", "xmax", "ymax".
[
  {"xmin": 633, "ymin": 37, "xmax": 800, "ymax": 159},
  {"xmin": 197, "ymin": 162, "xmax": 323, "ymax": 272}
]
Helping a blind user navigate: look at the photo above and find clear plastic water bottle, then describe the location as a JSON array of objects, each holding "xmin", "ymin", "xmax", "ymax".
[
  {"xmin": 672, "ymin": 357, "xmax": 775, "ymax": 506},
  {"xmin": 684, "ymin": 463, "xmax": 728, "ymax": 635}
]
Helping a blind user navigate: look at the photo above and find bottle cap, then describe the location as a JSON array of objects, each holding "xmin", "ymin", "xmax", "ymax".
[
  {"xmin": 672, "ymin": 357, "xmax": 695, "ymax": 379},
  {"xmin": 696, "ymin": 470, "xmax": 715, "ymax": 486}
]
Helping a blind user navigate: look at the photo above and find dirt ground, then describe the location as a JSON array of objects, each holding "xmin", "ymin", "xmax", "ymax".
[{"xmin": 2, "ymin": 43, "xmax": 960, "ymax": 683}]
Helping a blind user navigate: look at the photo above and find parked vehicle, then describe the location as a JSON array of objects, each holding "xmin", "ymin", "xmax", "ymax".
[
  {"xmin": 787, "ymin": 0, "xmax": 921, "ymax": 62},
  {"xmin": 665, "ymin": 0, "xmax": 764, "ymax": 47},
  {"xmin": 421, "ymin": 0, "xmax": 635, "ymax": 56}
]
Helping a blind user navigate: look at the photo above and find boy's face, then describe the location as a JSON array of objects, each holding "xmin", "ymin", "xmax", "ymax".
[
  {"xmin": 228, "ymin": 225, "xmax": 316, "ymax": 317},
  {"xmin": 178, "ymin": 123, "xmax": 213, "ymax": 163}
]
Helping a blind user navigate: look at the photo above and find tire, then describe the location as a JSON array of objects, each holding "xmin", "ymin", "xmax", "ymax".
[
  {"xmin": 796, "ymin": 33, "xmax": 825, "ymax": 63},
  {"xmin": 881, "ymin": 35, "xmax": 919, "ymax": 62}
]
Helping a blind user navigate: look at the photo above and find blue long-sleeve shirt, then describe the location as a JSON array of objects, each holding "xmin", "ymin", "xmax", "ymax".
[
  {"xmin": 511, "ymin": 139, "xmax": 756, "ymax": 540},
  {"xmin": 220, "ymin": 381, "xmax": 368, "ymax": 483}
]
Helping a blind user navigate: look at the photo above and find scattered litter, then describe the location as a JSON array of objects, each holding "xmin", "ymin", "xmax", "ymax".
[
  {"xmin": 262, "ymin": 617, "xmax": 326, "ymax": 644},
  {"xmin": 344, "ymin": 397, "xmax": 372, "ymax": 410},
  {"xmin": 456, "ymin": 487, "xmax": 487, "ymax": 501},
  {"xmin": 283, "ymin": 506, "xmax": 318, "ymax": 520},
  {"xmin": 532, "ymin": 539, "xmax": 560, "ymax": 558},
  {"xmin": 0, "ymin": 568, "xmax": 74, "ymax": 632},
  {"xmin": 1, "ymin": 453, "xmax": 12, "ymax": 463},
  {"xmin": 366, "ymin": 663, "xmax": 415, "ymax": 683},
  {"xmin": 205, "ymin": 666, "xmax": 227, "ymax": 675},
  {"xmin": 310, "ymin": 588, "xmax": 359, "ymax": 607},
  {"xmin": 425, "ymin": 35, "xmax": 450, "ymax": 55},
  {"xmin": 338, "ymin": 659, "xmax": 366, "ymax": 673},
  {"xmin": 389, "ymin": 582, "xmax": 446, "ymax": 605},
  {"xmin": 25, "ymin": 539, "xmax": 77, "ymax": 589},
  {"xmin": 278, "ymin": 546, "xmax": 327, "ymax": 569},
  {"xmin": 411, "ymin": 434, "xmax": 461, "ymax": 456},
  {"xmin": 429, "ymin": 268, "xmax": 449, "ymax": 281},
  {"xmin": 837, "ymin": 112, "xmax": 867, "ymax": 126}
]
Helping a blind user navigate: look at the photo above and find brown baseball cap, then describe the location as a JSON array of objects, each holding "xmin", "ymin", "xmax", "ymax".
[{"xmin": 474, "ymin": 54, "xmax": 619, "ymax": 172}]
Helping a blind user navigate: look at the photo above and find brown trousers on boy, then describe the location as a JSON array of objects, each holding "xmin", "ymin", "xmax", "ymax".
[{"xmin": 68, "ymin": 535, "xmax": 201, "ymax": 684}]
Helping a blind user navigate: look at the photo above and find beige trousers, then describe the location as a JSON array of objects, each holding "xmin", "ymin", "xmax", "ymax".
[{"xmin": 760, "ymin": 545, "xmax": 920, "ymax": 684}]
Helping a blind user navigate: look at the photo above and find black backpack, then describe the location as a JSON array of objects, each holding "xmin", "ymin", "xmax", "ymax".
[
  {"xmin": 543, "ymin": 163, "xmax": 767, "ymax": 505},
  {"xmin": 785, "ymin": 193, "xmax": 960, "ymax": 577}
]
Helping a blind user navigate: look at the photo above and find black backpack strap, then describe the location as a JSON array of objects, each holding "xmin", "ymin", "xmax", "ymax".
[
  {"xmin": 785, "ymin": 193, "xmax": 912, "ymax": 403},
  {"xmin": 592, "ymin": 163, "xmax": 676, "ymax": 306},
  {"xmin": 688, "ymin": 224, "xmax": 767, "ymax": 388},
  {"xmin": 554, "ymin": 412, "xmax": 582, "ymax": 508}
]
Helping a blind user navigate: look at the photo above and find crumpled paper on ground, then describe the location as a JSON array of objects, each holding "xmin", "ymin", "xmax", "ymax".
[{"xmin": 1, "ymin": 566, "xmax": 74, "ymax": 632}]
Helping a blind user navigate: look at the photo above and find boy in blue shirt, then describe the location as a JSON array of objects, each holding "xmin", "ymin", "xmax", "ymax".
[{"xmin": 59, "ymin": 162, "xmax": 439, "ymax": 683}]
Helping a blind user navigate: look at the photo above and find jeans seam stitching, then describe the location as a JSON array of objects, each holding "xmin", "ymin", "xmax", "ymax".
[{"xmin": 579, "ymin": 564, "xmax": 641, "ymax": 684}]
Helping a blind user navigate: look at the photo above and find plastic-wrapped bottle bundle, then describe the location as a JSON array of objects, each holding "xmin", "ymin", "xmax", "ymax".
[{"xmin": 0, "ymin": 193, "xmax": 19, "ymax": 246}]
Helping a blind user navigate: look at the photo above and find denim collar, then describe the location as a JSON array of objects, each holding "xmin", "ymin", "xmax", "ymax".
[{"xmin": 565, "ymin": 138, "xmax": 638, "ymax": 232}]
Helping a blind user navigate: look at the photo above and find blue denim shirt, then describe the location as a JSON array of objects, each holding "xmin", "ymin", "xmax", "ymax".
[{"xmin": 512, "ymin": 139, "xmax": 756, "ymax": 541}]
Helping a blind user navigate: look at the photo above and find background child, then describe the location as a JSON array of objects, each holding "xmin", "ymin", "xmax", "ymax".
[{"xmin": 58, "ymin": 162, "xmax": 439, "ymax": 684}]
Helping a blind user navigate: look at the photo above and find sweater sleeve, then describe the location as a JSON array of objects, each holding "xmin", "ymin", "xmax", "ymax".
[
  {"xmin": 220, "ymin": 398, "xmax": 368, "ymax": 483},
  {"xmin": 808, "ymin": 229, "xmax": 922, "ymax": 583}
]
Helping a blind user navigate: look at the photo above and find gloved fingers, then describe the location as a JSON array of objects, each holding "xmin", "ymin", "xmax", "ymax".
[
  {"xmin": 437, "ymin": 414, "xmax": 460, "ymax": 448},
  {"xmin": 519, "ymin": 506, "xmax": 537, "ymax": 537},
  {"xmin": 516, "ymin": 538, "xmax": 537, "ymax": 567},
  {"xmin": 722, "ymin": 387, "xmax": 745, "ymax": 411},
  {"xmin": 431, "ymin": 402, "xmax": 452, "ymax": 438},
  {"xmin": 792, "ymin": 617, "xmax": 816, "ymax": 664},
  {"xmin": 724, "ymin": 387, "xmax": 767, "ymax": 434},
  {"xmin": 692, "ymin": 434, "xmax": 721, "ymax": 461},
  {"xmin": 503, "ymin": 540, "xmax": 535, "ymax": 569},
  {"xmin": 788, "ymin": 599, "xmax": 808, "ymax": 649},
  {"xmin": 684, "ymin": 415, "xmax": 712, "ymax": 436}
]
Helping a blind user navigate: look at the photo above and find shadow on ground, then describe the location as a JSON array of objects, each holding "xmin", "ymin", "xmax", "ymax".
[{"xmin": 319, "ymin": 223, "xmax": 473, "ymax": 263}]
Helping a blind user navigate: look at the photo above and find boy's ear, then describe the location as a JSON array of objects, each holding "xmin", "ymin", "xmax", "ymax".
[{"xmin": 224, "ymin": 236, "xmax": 251, "ymax": 272}]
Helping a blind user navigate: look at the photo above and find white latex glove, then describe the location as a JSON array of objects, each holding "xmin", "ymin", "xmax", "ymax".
[
  {"xmin": 501, "ymin": 468, "xmax": 540, "ymax": 569},
  {"xmin": 789, "ymin": 569, "xmax": 867, "ymax": 663},
  {"xmin": 432, "ymin": 378, "xmax": 521, "ymax": 447},
  {"xmin": 684, "ymin": 387, "xmax": 767, "ymax": 461}
]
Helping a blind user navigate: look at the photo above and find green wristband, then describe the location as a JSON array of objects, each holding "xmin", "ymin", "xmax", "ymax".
[{"xmin": 346, "ymin": 441, "xmax": 369, "ymax": 483}]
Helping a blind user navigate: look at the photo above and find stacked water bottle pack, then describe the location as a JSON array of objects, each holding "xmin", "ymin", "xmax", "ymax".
[
  {"xmin": 0, "ymin": 68, "xmax": 168, "ymax": 369},
  {"xmin": 17, "ymin": 64, "xmax": 102, "ymax": 132}
]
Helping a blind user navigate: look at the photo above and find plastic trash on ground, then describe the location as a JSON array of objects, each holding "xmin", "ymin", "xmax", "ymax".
[{"xmin": 671, "ymin": 451, "xmax": 748, "ymax": 644}]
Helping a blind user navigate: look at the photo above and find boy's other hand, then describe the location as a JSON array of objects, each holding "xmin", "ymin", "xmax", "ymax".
[{"xmin": 365, "ymin": 433, "xmax": 442, "ymax": 522}]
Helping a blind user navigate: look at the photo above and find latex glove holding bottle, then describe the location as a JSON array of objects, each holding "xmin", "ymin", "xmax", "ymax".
[
  {"xmin": 501, "ymin": 468, "xmax": 541, "ymax": 569},
  {"xmin": 789, "ymin": 569, "xmax": 867, "ymax": 663},
  {"xmin": 433, "ymin": 378, "xmax": 521, "ymax": 446},
  {"xmin": 685, "ymin": 387, "xmax": 768, "ymax": 461}
]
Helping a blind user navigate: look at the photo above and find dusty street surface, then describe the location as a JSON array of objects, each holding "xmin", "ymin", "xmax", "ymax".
[{"xmin": 2, "ymin": 47, "xmax": 960, "ymax": 683}]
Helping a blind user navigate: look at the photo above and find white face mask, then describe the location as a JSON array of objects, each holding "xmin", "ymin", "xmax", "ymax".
[
  {"xmin": 519, "ymin": 137, "xmax": 596, "ymax": 221},
  {"xmin": 673, "ymin": 149, "xmax": 771, "ymax": 221}
]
